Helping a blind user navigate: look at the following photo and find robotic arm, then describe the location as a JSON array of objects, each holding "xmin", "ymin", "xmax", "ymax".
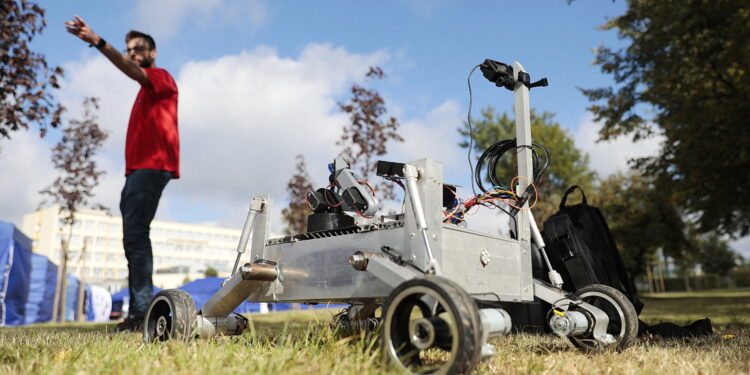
[{"xmin": 331, "ymin": 154, "xmax": 379, "ymax": 216}]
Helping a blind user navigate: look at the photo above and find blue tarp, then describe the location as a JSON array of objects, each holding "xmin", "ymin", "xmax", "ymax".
[
  {"xmin": 270, "ymin": 302, "xmax": 348, "ymax": 312},
  {"xmin": 0, "ymin": 221, "xmax": 32, "ymax": 327},
  {"xmin": 178, "ymin": 277, "xmax": 260, "ymax": 314},
  {"xmin": 24, "ymin": 254, "xmax": 58, "ymax": 324},
  {"xmin": 64, "ymin": 274, "xmax": 80, "ymax": 321}
]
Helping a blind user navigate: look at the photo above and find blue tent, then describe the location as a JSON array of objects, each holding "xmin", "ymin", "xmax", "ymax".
[
  {"xmin": 24, "ymin": 254, "xmax": 58, "ymax": 324},
  {"xmin": 178, "ymin": 277, "xmax": 261, "ymax": 314},
  {"xmin": 0, "ymin": 221, "xmax": 32, "ymax": 327},
  {"xmin": 64, "ymin": 274, "xmax": 81, "ymax": 321}
]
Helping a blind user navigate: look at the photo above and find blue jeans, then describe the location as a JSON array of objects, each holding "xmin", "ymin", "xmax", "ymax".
[{"xmin": 119, "ymin": 169, "xmax": 172, "ymax": 319}]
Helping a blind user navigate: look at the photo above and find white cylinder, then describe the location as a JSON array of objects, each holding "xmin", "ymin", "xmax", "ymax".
[
  {"xmin": 549, "ymin": 310, "xmax": 589, "ymax": 337},
  {"xmin": 479, "ymin": 308, "xmax": 512, "ymax": 338}
]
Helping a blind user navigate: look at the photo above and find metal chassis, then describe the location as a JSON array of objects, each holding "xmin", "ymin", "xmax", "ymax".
[{"xmin": 198, "ymin": 62, "xmax": 615, "ymax": 347}]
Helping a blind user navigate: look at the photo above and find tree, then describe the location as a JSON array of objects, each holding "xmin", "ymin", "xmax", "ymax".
[
  {"xmin": 593, "ymin": 172, "xmax": 689, "ymax": 281},
  {"xmin": 337, "ymin": 67, "xmax": 403, "ymax": 203},
  {"xmin": 582, "ymin": 0, "xmax": 750, "ymax": 236},
  {"xmin": 458, "ymin": 108, "xmax": 596, "ymax": 224},
  {"xmin": 694, "ymin": 233, "xmax": 740, "ymax": 275},
  {"xmin": 204, "ymin": 266, "xmax": 218, "ymax": 277},
  {"xmin": 1, "ymin": 0, "xmax": 64, "ymax": 140},
  {"xmin": 281, "ymin": 67, "xmax": 403, "ymax": 233},
  {"xmin": 39, "ymin": 97, "xmax": 108, "ymax": 321},
  {"xmin": 281, "ymin": 155, "xmax": 315, "ymax": 235}
]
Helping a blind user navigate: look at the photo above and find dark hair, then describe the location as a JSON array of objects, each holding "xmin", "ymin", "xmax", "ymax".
[{"xmin": 125, "ymin": 30, "xmax": 156, "ymax": 50}]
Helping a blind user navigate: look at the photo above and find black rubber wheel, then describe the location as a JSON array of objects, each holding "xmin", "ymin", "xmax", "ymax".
[
  {"xmin": 381, "ymin": 277, "xmax": 482, "ymax": 375},
  {"xmin": 143, "ymin": 289, "xmax": 197, "ymax": 342},
  {"xmin": 568, "ymin": 284, "xmax": 638, "ymax": 352}
]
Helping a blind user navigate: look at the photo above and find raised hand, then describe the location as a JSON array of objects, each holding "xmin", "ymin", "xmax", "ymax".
[{"xmin": 64, "ymin": 15, "xmax": 99, "ymax": 45}]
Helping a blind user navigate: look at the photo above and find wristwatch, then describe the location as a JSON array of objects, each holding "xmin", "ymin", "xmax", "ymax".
[{"xmin": 90, "ymin": 38, "xmax": 106, "ymax": 50}]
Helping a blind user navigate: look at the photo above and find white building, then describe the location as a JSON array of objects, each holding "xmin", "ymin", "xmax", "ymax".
[{"xmin": 21, "ymin": 205, "xmax": 261, "ymax": 290}]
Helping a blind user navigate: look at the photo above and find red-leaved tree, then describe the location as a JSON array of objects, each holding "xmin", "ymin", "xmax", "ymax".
[
  {"xmin": 39, "ymin": 97, "xmax": 108, "ymax": 321},
  {"xmin": 1, "ymin": 0, "xmax": 64, "ymax": 140},
  {"xmin": 337, "ymin": 67, "xmax": 403, "ymax": 202}
]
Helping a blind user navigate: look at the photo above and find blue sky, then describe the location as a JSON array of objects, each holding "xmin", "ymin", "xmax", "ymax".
[{"xmin": 3, "ymin": 0, "xmax": 747, "ymax": 256}]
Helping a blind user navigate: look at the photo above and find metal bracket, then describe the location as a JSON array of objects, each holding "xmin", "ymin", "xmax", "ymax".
[
  {"xmin": 403, "ymin": 163, "xmax": 440, "ymax": 274},
  {"xmin": 231, "ymin": 197, "xmax": 266, "ymax": 277},
  {"xmin": 355, "ymin": 253, "xmax": 423, "ymax": 288},
  {"xmin": 532, "ymin": 279, "xmax": 615, "ymax": 346}
]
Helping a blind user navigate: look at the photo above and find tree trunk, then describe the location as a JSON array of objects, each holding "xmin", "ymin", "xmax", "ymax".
[
  {"xmin": 76, "ymin": 238, "xmax": 88, "ymax": 322},
  {"xmin": 57, "ymin": 231, "xmax": 72, "ymax": 322}
]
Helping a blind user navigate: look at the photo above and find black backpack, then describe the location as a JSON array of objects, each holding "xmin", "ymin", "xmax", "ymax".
[
  {"xmin": 542, "ymin": 185, "xmax": 644, "ymax": 313},
  {"xmin": 541, "ymin": 186, "xmax": 712, "ymax": 338}
]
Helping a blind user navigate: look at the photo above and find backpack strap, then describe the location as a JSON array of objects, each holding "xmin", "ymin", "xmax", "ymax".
[{"xmin": 560, "ymin": 185, "xmax": 588, "ymax": 209}]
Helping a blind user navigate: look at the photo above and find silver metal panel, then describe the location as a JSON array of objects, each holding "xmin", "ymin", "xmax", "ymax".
[
  {"xmin": 403, "ymin": 159, "xmax": 445, "ymax": 273},
  {"xmin": 441, "ymin": 224, "xmax": 531, "ymax": 302},
  {"xmin": 249, "ymin": 194, "xmax": 271, "ymax": 262},
  {"xmin": 254, "ymin": 228, "xmax": 407, "ymax": 303},
  {"xmin": 365, "ymin": 256, "xmax": 423, "ymax": 288}
]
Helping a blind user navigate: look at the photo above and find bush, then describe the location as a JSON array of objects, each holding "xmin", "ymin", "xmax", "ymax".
[{"xmin": 730, "ymin": 267, "xmax": 750, "ymax": 287}]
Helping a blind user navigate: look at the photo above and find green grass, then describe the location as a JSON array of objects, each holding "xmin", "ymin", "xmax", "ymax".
[{"xmin": 1, "ymin": 290, "xmax": 749, "ymax": 375}]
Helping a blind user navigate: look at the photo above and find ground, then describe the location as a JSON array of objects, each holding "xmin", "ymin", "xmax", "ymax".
[{"xmin": 1, "ymin": 289, "xmax": 748, "ymax": 374}]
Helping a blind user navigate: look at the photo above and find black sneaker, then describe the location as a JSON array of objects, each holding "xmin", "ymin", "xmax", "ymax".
[{"xmin": 115, "ymin": 317, "xmax": 144, "ymax": 333}]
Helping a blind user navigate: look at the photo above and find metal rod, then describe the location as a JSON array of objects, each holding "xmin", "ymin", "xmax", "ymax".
[
  {"xmin": 240, "ymin": 263, "xmax": 278, "ymax": 281},
  {"xmin": 231, "ymin": 197, "xmax": 264, "ymax": 276},
  {"xmin": 403, "ymin": 164, "xmax": 437, "ymax": 270},
  {"xmin": 528, "ymin": 212, "xmax": 553, "ymax": 271}
]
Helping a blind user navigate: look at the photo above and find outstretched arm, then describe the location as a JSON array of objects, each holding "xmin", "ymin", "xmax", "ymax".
[{"xmin": 64, "ymin": 15, "xmax": 151, "ymax": 87}]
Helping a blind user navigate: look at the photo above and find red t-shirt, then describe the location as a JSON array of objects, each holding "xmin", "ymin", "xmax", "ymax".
[{"xmin": 125, "ymin": 67, "xmax": 180, "ymax": 178}]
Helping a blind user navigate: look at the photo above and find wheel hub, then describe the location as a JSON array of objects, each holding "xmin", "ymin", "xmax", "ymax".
[
  {"xmin": 408, "ymin": 317, "xmax": 436, "ymax": 350},
  {"xmin": 156, "ymin": 315, "xmax": 168, "ymax": 337}
]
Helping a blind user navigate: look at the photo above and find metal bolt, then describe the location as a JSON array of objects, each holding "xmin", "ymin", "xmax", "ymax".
[{"xmin": 349, "ymin": 252, "xmax": 368, "ymax": 271}]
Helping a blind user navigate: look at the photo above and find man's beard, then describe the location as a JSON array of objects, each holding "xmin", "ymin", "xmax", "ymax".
[{"xmin": 139, "ymin": 57, "xmax": 154, "ymax": 68}]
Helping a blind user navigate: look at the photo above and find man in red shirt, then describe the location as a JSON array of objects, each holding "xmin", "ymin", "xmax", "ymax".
[{"xmin": 65, "ymin": 16, "xmax": 179, "ymax": 332}]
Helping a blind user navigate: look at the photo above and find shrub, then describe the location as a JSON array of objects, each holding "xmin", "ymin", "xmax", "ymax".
[{"xmin": 730, "ymin": 267, "xmax": 750, "ymax": 287}]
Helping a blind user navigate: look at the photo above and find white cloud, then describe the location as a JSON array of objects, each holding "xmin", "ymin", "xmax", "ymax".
[
  {"xmin": 133, "ymin": 0, "xmax": 269, "ymax": 41},
  {"xmin": 3, "ymin": 43, "xmax": 390, "ymax": 233},
  {"xmin": 0, "ymin": 132, "xmax": 55, "ymax": 226},
  {"xmin": 0, "ymin": 53, "xmax": 132, "ymax": 227},
  {"xmin": 574, "ymin": 115, "xmax": 663, "ymax": 177},
  {"xmin": 390, "ymin": 100, "xmax": 464, "ymax": 172},
  {"xmin": 730, "ymin": 236, "xmax": 750, "ymax": 260},
  {"xmin": 172, "ymin": 43, "xmax": 388, "ymax": 228}
]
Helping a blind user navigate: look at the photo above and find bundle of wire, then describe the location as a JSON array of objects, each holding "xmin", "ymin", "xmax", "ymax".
[{"xmin": 444, "ymin": 139, "xmax": 549, "ymax": 223}]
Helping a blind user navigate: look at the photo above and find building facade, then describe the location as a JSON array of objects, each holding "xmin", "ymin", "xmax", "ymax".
[{"xmin": 21, "ymin": 205, "xmax": 255, "ymax": 290}]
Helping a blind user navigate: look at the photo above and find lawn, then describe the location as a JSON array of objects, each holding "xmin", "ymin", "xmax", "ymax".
[{"xmin": 1, "ymin": 289, "xmax": 748, "ymax": 375}]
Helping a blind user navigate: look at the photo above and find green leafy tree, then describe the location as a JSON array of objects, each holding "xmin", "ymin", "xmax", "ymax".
[
  {"xmin": 593, "ymin": 173, "xmax": 689, "ymax": 281},
  {"xmin": 459, "ymin": 108, "xmax": 596, "ymax": 224},
  {"xmin": 1, "ymin": 0, "xmax": 64, "ymax": 140},
  {"xmin": 204, "ymin": 266, "xmax": 219, "ymax": 278},
  {"xmin": 582, "ymin": 0, "xmax": 750, "ymax": 236},
  {"xmin": 694, "ymin": 233, "xmax": 740, "ymax": 275}
]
